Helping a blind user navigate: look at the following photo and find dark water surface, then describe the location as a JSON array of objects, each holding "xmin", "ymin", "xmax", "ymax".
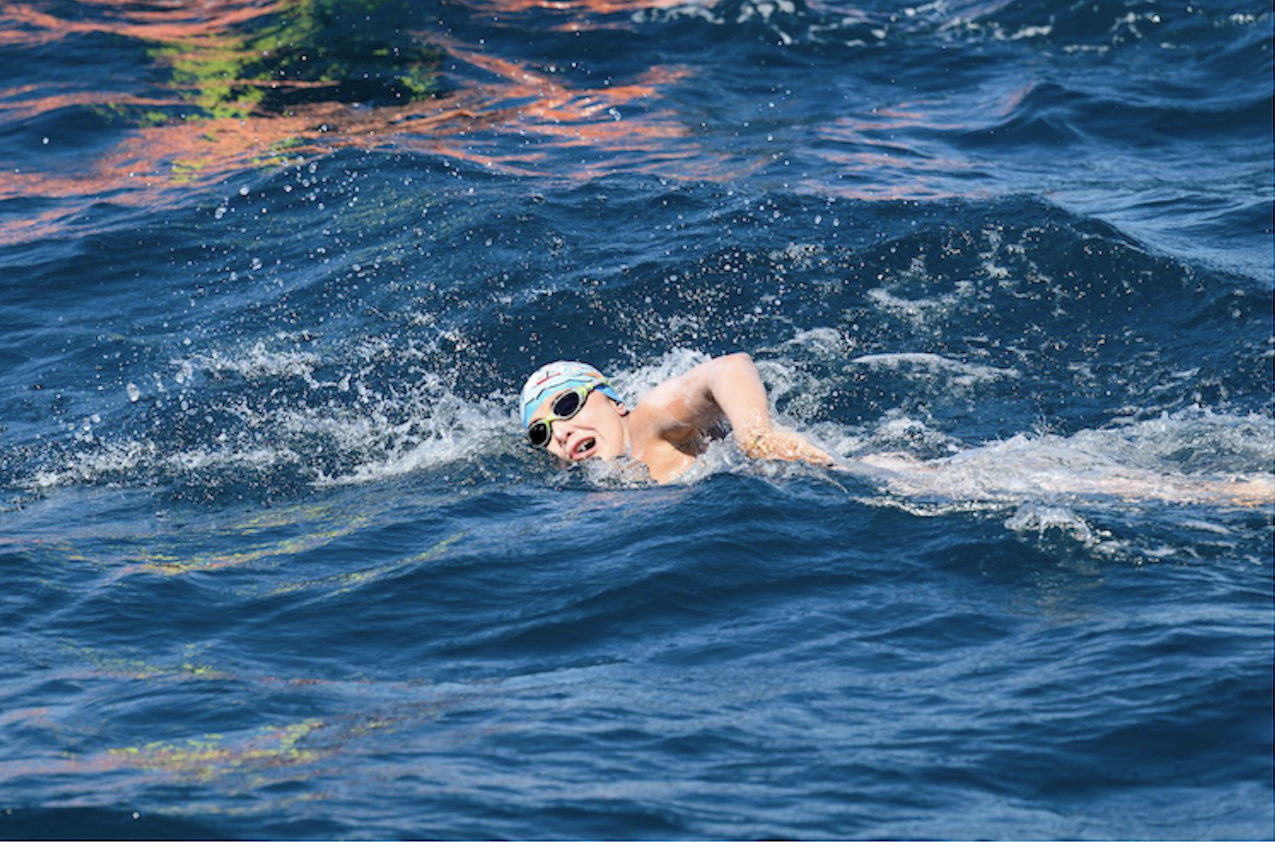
[{"xmin": 1, "ymin": 0, "xmax": 1272, "ymax": 838}]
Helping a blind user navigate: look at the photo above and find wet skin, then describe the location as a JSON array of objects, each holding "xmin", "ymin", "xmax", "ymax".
[{"xmin": 527, "ymin": 354, "xmax": 833, "ymax": 483}]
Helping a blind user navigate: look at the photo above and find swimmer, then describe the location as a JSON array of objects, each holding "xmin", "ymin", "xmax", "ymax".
[
  {"xmin": 521, "ymin": 355, "xmax": 1275, "ymax": 507},
  {"xmin": 520, "ymin": 354, "xmax": 832, "ymax": 483}
]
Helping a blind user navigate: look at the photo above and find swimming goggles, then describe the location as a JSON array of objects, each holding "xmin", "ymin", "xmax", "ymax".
[{"xmin": 526, "ymin": 383, "xmax": 605, "ymax": 448}]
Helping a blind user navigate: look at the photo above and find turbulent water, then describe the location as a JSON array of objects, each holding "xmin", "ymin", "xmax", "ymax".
[{"xmin": 1, "ymin": 0, "xmax": 1272, "ymax": 838}]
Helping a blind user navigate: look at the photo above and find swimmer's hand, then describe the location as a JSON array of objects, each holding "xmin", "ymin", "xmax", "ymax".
[{"xmin": 741, "ymin": 426, "xmax": 834, "ymax": 466}]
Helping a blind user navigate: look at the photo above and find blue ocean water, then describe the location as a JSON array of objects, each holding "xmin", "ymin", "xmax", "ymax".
[{"xmin": 1, "ymin": 0, "xmax": 1272, "ymax": 838}]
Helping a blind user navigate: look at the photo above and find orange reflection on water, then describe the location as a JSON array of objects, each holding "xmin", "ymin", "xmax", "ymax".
[
  {"xmin": 435, "ymin": 42, "xmax": 691, "ymax": 145},
  {"xmin": 385, "ymin": 48, "xmax": 757, "ymax": 183},
  {"xmin": 0, "ymin": 0, "xmax": 767, "ymax": 246},
  {"xmin": 1, "ymin": 106, "xmax": 334, "ymax": 246},
  {"xmin": 0, "ymin": 86, "xmax": 178, "ymax": 123},
  {"xmin": 0, "ymin": 0, "xmax": 290, "ymax": 46},
  {"xmin": 4, "ymin": 72, "xmax": 713, "ymax": 242}
]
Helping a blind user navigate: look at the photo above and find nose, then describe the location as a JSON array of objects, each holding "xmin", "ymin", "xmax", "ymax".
[{"xmin": 552, "ymin": 420, "xmax": 573, "ymax": 448}]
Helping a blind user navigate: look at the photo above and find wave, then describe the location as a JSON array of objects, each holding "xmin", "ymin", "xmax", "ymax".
[
  {"xmin": 948, "ymin": 81, "xmax": 1271, "ymax": 150},
  {"xmin": 1, "ymin": 162, "xmax": 1269, "ymax": 514},
  {"xmin": 12, "ymin": 330, "xmax": 1271, "ymax": 522}
]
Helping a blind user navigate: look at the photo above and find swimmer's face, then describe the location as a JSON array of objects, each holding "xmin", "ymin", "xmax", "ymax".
[{"xmin": 529, "ymin": 388, "xmax": 627, "ymax": 463}]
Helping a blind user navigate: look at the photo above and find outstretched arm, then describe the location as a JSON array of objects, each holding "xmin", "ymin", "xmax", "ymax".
[{"xmin": 646, "ymin": 353, "xmax": 833, "ymax": 466}]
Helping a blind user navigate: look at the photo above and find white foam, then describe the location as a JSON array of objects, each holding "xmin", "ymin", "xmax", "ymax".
[
  {"xmin": 31, "ymin": 440, "xmax": 156, "ymax": 488},
  {"xmin": 762, "ymin": 326, "xmax": 852, "ymax": 360},
  {"xmin": 176, "ymin": 341, "xmax": 321, "ymax": 383},
  {"xmin": 850, "ymin": 351, "xmax": 1019, "ymax": 385},
  {"xmin": 27, "ymin": 365, "xmax": 515, "ymax": 492},
  {"xmin": 866, "ymin": 284, "xmax": 975, "ymax": 326},
  {"xmin": 855, "ymin": 410, "xmax": 1275, "ymax": 510},
  {"xmin": 1004, "ymin": 503, "xmax": 1100, "ymax": 545},
  {"xmin": 168, "ymin": 446, "xmax": 298, "ymax": 474},
  {"xmin": 297, "ymin": 379, "xmax": 515, "ymax": 486},
  {"xmin": 314, "ymin": 409, "xmax": 512, "ymax": 486}
]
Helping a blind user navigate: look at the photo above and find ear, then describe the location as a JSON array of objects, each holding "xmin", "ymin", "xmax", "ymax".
[{"xmin": 615, "ymin": 402, "xmax": 629, "ymax": 417}]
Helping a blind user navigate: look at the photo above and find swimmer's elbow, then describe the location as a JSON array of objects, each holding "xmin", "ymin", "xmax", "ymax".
[
  {"xmin": 712, "ymin": 352, "xmax": 759, "ymax": 385},
  {"xmin": 684, "ymin": 353, "xmax": 757, "ymax": 402},
  {"xmin": 706, "ymin": 352, "xmax": 770, "ymax": 428}
]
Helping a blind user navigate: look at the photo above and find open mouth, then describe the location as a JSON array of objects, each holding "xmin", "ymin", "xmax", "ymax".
[{"xmin": 572, "ymin": 437, "xmax": 597, "ymax": 459}]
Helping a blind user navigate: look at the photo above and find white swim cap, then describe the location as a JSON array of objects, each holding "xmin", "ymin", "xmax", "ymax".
[{"xmin": 520, "ymin": 361, "xmax": 622, "ymax": 428}]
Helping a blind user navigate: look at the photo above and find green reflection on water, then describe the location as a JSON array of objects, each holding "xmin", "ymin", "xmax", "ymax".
[
  {"xmin": 163, "ymin": 0, "xmax": 441, "ymax": 119},
  {"xmin": 100, "ymin": 0, "xmax": 442, "ymax": 127}
]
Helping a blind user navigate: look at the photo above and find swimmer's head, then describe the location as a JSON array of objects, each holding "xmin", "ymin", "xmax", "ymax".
[
  {"xmin": 520, "ymin": 361, "xmax": 622, "ymax": 428},
  {"xmin": 521, "ymin": 361, "xmax": 628, "ymax": 461}
]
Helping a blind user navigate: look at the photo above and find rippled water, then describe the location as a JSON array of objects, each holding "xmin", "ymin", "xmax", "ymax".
[{"xmin": 1, "ymin": 0, "xmax": 1272, "ymax": 838}]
